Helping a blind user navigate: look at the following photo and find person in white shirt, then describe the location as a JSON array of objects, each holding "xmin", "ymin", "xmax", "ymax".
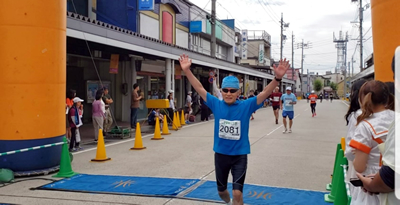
[
  {"xmin": 167, "ymin": 90, "xmax": 175, "ymax": 125},
  {"xmin": 348, "ymin": 80, "xmax": 394, "ymax": 205}
]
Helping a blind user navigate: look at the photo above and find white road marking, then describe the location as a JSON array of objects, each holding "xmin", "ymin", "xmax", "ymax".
[{"xmin": 73, "ymin": 121, "xmax": 213, "ymax": 155}]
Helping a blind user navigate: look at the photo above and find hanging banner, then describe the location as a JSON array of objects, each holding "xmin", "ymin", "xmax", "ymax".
[
  {"xmin": 259, "ymin": 44, "xmax": 264, "ymax": 64},
  {"xmin": 241, "ymin": 30, "xmax": 248, "ymax": 59},
  {"xmin": 109, "ymin": 54, "xmax": 119, "ymax": 74}
]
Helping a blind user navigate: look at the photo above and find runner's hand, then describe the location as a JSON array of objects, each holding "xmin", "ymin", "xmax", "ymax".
[
  {"xmin": 179, "ymin": 54, "xmax": 192, "ymax": 72},
  {"xmin": 273, "ymin": 58, "xmax": 290, "ymax": 79}
]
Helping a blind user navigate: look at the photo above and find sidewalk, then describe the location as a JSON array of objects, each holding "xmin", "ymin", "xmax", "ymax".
[{"xmin": 78, "ymin": 113, "xmax": 207, "ymax": 146}]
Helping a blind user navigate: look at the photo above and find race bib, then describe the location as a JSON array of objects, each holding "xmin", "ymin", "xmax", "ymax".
[
  {"xmin": 311, "ymin": 97, "xmax": 316, "ymax": 101},
  {"xmin": 219, "ymin": 119, "xmax": 241, "ymax": 140},
  {"xmin": 285, "ymin": 99, "xmax": 292, "ymax": 106},
  {"xmin": 273, "ymin": 97, "xmax": 280, "ymax": 102}
]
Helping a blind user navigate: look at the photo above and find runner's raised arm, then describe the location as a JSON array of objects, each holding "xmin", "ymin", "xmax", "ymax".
[
  {"xmin": 256, "ymin": 59, "xmax": 290, "ymax": 105},
  {"xmin": 179, "ymin": 54, "xmax": 207, "ymax": 101}
]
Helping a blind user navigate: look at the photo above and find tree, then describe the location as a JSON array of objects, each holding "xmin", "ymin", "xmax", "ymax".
[
  {"xmin": 330, "ymin": 82, "xmax": 338, "ymax": 91},
  {"xmin": 313, "ymin": 79, "xmax": 323, "ymax": 92}
]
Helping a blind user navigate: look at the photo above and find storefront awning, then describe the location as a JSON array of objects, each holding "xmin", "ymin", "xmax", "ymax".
[{"xmin": 66, "ymin": 13, "xmax": 294, "ymax": 84}]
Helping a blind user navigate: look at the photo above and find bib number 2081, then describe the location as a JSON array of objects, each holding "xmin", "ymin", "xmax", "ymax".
[{"xmin": 219, "ymin": 119, "xmax": 241, "ymax": 140}]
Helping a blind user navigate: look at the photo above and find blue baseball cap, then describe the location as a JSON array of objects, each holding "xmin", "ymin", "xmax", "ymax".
[{"xmin": 221, "ymin": 76, "xmax": 240, "ymax": 89}]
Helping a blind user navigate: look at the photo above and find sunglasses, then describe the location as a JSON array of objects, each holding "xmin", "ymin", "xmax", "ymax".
[{"xmin": 222, "ymin": 88, "xmax": 239, "ymax": 93}]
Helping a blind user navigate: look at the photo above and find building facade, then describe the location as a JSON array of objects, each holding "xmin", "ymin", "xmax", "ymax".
[{"xmin": 66, "ymin": 0, "xmax": 294, "ymax": 124}]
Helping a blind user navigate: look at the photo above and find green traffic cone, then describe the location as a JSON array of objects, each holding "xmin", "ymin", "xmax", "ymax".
[
  {"xmin": 53, "ymin": 137, "xmax": 77, "ymax": 178},
  {"xmin": 325, "ymin": 149, "xmax": 346, "ymax": 203},
  {"xmin": 327, "ymin": 144, "xmax": 341, "ymax": 191},
  {"xmin": 333, "ymin": 162, "xmax": 349, "ymax": 205}
]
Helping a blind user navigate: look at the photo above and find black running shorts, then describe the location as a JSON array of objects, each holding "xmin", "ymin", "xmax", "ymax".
[
  {"xmin": 273, "ymin": 105, "xmax": 280, "ymax": 110},
  {"xmin": 214, "ymin": 153, "xmax": 248, "ymax": 192}
]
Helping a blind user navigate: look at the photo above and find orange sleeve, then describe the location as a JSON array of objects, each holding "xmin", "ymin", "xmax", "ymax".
[{"xmin": 349, "ymin": 139, "xmax": 371, "ymax": 154}]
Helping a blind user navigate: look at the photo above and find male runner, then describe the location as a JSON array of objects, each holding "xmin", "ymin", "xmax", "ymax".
[
  {"xmin": 178, "ymin": 54, "xmax": 289, "ymax": 205},
  {"xmin": 269, "ymin": 87, "xmax": 282, "ymax": 124},
  {"xmin": 281, "ymin": 87, "xmax": 297, "ymax": 133},
  {"xmin": 308, "ymin": 90, "xmax": 318, "ymax": 117}
]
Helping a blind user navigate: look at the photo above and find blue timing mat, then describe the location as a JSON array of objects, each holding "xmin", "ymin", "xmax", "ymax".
[
  {"xmin": 184, "ymin": 181, "xmax": 330, "ymax": 205},
  {"xmin": 39, "ymin": 174, "xmax": 199, "ymax": 197}
]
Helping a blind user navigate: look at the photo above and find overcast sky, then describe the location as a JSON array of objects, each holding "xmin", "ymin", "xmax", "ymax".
[{"xmin": 188, "ymin": 0, "xmax": 373, "ymax": 75}]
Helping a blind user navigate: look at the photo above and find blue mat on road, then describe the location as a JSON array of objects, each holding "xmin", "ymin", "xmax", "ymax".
[
  {"xmin": 184, "ymin": 181, "xmax": 330, "ymax": 205},
  {"xmin": 39, "ymin": 174, "xmax": 199, "ymax": 197}
]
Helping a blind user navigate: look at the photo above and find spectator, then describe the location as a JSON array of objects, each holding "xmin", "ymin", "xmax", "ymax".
[
  {"xmin": 102, "ymin": 87, "xmax": 114, "ymax": 132},
  {"xmin": 66, "ymin": 89, "xmax": 76, "ymax": 141},
  {"xmin": 185, "ymin": 91, "xmax": 193, "ymax": 124},
  {"xmin": 68, "ymin": 97, "xmax": 84, "ymax": 151},
  {"xmin": 343, "ymin": 79, "xmax": 367, "ymax": 195},
  {"xmin": 148, "ymin": 108, "xmax": 163, "ymax": 126},
  {"xmin": 92, "ymin": 92, "xmax": 105, "ymax": 142},
  {"xmin": 349, "ymin": 80, "xmax": 394, "ymax": 204},
  {"xmin": 131, "ymin": 84, "xmax": 142, "ymax": 129},
  {"xmin": 200, "ymin": 97, "xmax": 209, "ymax": 121},
  {"xmin": 167, "ymin": 90, "xmax": 175, "ymax": 125}
]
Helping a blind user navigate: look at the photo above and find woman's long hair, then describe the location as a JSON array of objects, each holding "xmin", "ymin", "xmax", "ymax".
[
  {"xmin": 345, "ymin": 79, "xmax": 367, "ymax": 125},
  {"xmin": 356, "ymin": 80, "xmax": 394, "ymax": 125}
]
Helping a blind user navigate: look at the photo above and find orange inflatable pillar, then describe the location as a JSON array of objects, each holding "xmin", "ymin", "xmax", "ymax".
[
  {"xmin": 371, "ymin": 0, "xmax": 400, "ymax": 82},
  {"xmin": 0, "ymin": 1, "xmax": 66, "ymax": 173}
]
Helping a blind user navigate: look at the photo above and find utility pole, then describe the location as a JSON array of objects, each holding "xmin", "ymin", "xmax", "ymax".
[
  {"xmin": 297, "ymin": 40, "xmax": 311, "ymax": 75},
  {"xmin": 292, "ymin": 32, "xmax": 294, "ymax": 80},
  {"xmin": 211, "ymin": 0, "xmax": 216, "ymax": 58},
  {"xmin": 301, "ymin": 39, "xmax": 304, "ymax": 75},
  {"xmin": 291, "ymin": 32, "xmax": 295, "ymax": 93},
  {"xmin": 280, "ymin": 13, "xmax": 289, "ymax": 60}
]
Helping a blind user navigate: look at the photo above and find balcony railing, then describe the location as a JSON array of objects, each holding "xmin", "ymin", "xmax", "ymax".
[{"xmin": 246, "ymin": 30, "xmax": 271, "ymax": 44}]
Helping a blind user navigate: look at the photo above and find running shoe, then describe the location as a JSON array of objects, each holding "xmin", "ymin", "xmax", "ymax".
[
  {"xmin": 283, "ymin": 129, "xmax": 287, "ymax": 134},
  {"xmin": 288, "ymin": 129, "xmax": 292, "ymax": 133}
]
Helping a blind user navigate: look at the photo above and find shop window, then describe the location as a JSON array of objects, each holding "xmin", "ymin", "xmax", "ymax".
[{"xmin": 162, "ymin": 11, "xmax": 173, "ymax": 44}]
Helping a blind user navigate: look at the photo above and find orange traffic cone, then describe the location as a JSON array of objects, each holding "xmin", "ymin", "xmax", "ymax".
[
  {"xmin": 91, "ymin": 129, "xmax": 111, "ymax": 162},
  {"xmin": 130, "ymin": 123, "xmax": 146, "ymax": 150},
  {"xmin": 172, "ymin": 112, "xmax": 179, "ymax": 131},
  {"xmin": 177, "ymin": 112, "xmax": 182, "ymax": 128},
  {"xmin": 161, "ymin": 115, "xmax": 171, "ymax": 135},
  {"xmin": 151, "ymin": 117, "xmax": 164, "ymax": 140},
  {"xmin": 181, "ymin": 110, "xmax": 186, "ymax": 125}
]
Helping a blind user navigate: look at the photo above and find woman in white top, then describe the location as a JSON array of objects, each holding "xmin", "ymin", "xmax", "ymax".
[
  {"xmin": 167, "ymin": 90, "xmax": 175, "ymax": 125},
  {"xmin": 349, "ymin": 80, "xmax": 395, "ymax": 205},
  {"xmin": 344, "ymin": 79, "xmax": 366, "ymax": 194}
]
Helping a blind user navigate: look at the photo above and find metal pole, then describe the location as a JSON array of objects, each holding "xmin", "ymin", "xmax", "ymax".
[
  {"xmin": 211, "ymin": 0, "xmax": 216, "ymax": 58},
  {"xmin": 301, "ymin": 39, "xmax": 304, "ymax": 75},
  {"xmin": 292, "ymin": 31, "xmax": 295, "ymax": 93}
]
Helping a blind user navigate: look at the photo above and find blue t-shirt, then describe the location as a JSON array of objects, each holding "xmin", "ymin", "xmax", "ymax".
[
  {"xmin": 281, "ymin": 93, "xmax": 297, "ymax": 111},
  {"xmin": 204, "ymin": 92, "xmax": 263, "ymax": 155}
]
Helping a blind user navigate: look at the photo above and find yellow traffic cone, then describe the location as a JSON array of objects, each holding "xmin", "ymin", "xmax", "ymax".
[
  {"xmin": 91, "ymin": 129, "xmax": 111, "ymax": 162},
  {"xmin": 161, "ymin": 115, "xmax": 171, "ymax": 135},
  {"xmin": 130, "ymin": 123, "xmax": 146, "ymax": 150},
  {"xmin": 172, "ymin": 112, "xmax": 179, "ymax": 131},
  {"xmin": 177, "ymin": 112, "xmax": 182, "ymax": 128},
  {"xmin": 181, "ymin": 110, "xmax": 186, "ymax": 125},
  {"xmin": 151, "ymin": 117, "xmax": 164, "ymax": 140}
]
